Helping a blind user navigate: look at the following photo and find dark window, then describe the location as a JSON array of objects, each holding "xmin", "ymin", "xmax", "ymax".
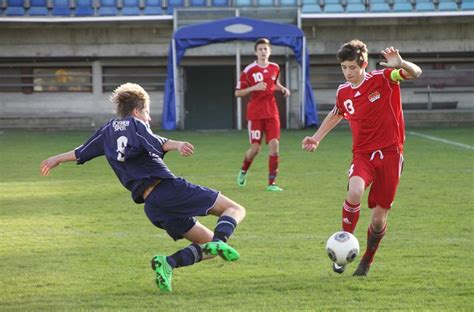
[
  {"xmin": 33, "ymin": 68, "xmax": 92, "ymax": 92},
  {"xmin": 102, "ymin": 66, "xmax": 166, "ymax": 92},
  {"xmin": 0, "ymin": 66, "xmax": 92, "ymax": 93}
]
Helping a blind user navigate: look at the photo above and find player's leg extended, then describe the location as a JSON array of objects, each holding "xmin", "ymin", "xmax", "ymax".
[
  {"xmin": 267, "ymin": 139, "xmax": 282, "ymax": 191},
  {"xmin": 238, "ymin": 143, "xmax": 261, "ymax": 187},
  {"xmin": 266, "ymin": 117, "xmax": 282, "ymax": 191},
  {"xmin": 353, "ymin": 207, "xmax": 388, "ymax": 276},
  {"xmin": 354, "ymin": 151, "xmax": 402, "ymax": 276},
  {"xmin": 151, "ymin": 221, "xmax": 213, "ymax": 292},
  {"xmin": 334, "ymin": 160, "xmax": 371, "ymax": 274},
  {"xmin": 238, "ymin": 120, "xmax": 264, "ymax": 186},
  {"xmin": 333, "ymin": 176, "xmax": 365, "ymax": 274},
  {"xmin": 343, "ymin": 176, "xmax": 365, "ymax": 233},
  {"xmin": 204, "ymin": 194, "xmax": 246, "ymax": 261}
]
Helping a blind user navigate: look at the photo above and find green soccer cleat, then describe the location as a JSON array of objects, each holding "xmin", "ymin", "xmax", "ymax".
[
  {"xmin": 151, "ymin": 255, "xmax": 173, "ymax": 292},
  {"xmin": 237, "ymin": 170, "xmax": 247, "ymax": 187},
  {"xmin": 266, "ymin": 184, "xmax": 283, "ymax": 192},
  {"xmin": 202, "ymin": 240, "xmax": 240, "ymax": 261}
]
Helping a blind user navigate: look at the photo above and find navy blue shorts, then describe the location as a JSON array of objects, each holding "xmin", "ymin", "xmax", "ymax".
[{"xmin": 144, "ymin": 177, "xmax": 219, "ymax": 241}]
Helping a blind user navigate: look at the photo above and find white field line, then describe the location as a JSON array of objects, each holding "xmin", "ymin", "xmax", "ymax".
[{"xmin": 408, "ymin": 131, "xmax": 474, "ymax": 151}]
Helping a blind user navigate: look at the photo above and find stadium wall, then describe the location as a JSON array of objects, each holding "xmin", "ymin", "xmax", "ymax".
[{"xmin": 0, "ymin": 14, "xmax": 473, "ymax": 129}]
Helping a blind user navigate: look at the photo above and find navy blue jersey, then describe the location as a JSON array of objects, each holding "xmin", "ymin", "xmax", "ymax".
[{"xmin": 74, "ymin": 116, "xmax": 176, "ymax": 204}]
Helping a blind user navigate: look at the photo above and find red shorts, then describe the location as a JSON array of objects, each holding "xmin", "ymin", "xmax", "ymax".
[
  {"xmin": 247, "ymin": 117, "xmax": 280, "ymax": 144},
  {"xmin": 348, "ymin": 147, "xmax": 404, "ymax": 209}
]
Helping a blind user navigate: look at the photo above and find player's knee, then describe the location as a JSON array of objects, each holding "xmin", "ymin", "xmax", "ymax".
[
  {"xmin": 235, "ymin": 204, "xmax": 246, "ymax": 220},
  {"xmin": 228, "ymin": 204, "xmax": 246, "ymax": 222},
  {"xmin": 252, "ymin": 145, "xmax": 262, "ymax": 154},
  {"xmin": 347, "ymin": 187, "xmax": 364, "ymax": 202},
  {"xmin": 371, "ymin": 217, "xmax": 386, "ymax": 232}
]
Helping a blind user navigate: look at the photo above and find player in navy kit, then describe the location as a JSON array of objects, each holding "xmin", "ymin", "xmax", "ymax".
[{"xmin": 40, "ymin": 83, "xmax": 246, "ymax": 292}]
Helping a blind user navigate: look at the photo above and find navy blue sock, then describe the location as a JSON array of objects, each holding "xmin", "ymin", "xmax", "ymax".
[
  {"xmin": 166, "ymin": 243, "xmax": 202, "ymax": 269},
  {"xmin": 213, "ymin": 216, "xmax": 237, "ymax": 242}
]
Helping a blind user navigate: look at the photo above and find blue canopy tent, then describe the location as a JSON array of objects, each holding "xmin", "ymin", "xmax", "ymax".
[{"xmin": 162, "ymin": 16, "xmax": 318, "ymax": 130}]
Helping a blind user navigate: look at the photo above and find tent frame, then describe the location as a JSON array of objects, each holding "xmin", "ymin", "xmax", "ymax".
[{"xmin": 162, "ymin": 15, "xmax": 318, "ymax": 130}]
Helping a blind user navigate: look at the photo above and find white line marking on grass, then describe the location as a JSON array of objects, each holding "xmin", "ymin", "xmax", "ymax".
[{"xmin": 408, "ymin": 131, "xmax": 474, "ymax": 151}]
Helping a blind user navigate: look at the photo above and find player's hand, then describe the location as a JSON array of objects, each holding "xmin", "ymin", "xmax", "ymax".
[
  {"xmin": 281, "ymin": 87, "xmax": 290, "ymax": 98},
  {"xmin": 301, "ymin": 136, "xmax": 320, "ymax": 152},
  {"xmin": 380, "ymin": 47, "xmax": 403, "ymax": 68},
  {"xmin": 253, "ymin": 82, "xmax": 267, "ymax": 91},
  {"xmin": 40, "ymin": 157, "xmax": 60, "ymax": 176},
  {"xmin": 178, "ymin": 142, "xmax": 194, "ymax": 157}
]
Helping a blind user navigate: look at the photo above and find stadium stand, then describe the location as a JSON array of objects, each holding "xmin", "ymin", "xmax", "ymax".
[
  {"xmin": 370, "ymin": 1, "xmax": 391, "ymax": 12},
  {"xmin": 5, "ymin": 0, "xmax": 25, "ymax": 16},
  {"xmin": 257, "ymin": 0, "xmax": 275, "ymax": 7},
  {"xmin": 324, "ymin": 3, "xmax": 345, "ymax": 12},
  {"xmin": 122, "ymin": 0, "xmax": 142, "ymax": 15},
  {"xmin": 29, "ymin": 0, "xmax": 49, "ymax": 15},
  {"xmin": 235, "ymin": 0, "xmax": 253, "ymax": 6},
  {"xmin": 166, "ymin": 0, "xmax": 185, "ymax": 14},
  {"xmin": 0, "ymin": 0, "xmax": 472, "ymax": 129},
  {"xmin": 1, "ymin": 0, "xmax": 473, "ymax": 15},
  {"xmin": 302, "ymin": 3, "xmax": 322, "ymax": 11},
  {"xmin": 279, "ymin": 0, "xmax": 298, "ymax": 6},
  {"xmin": 98, "ymin": 0, "xmax": 118, "ymax": 16},
  {"xmin": 461, "ymin": 0, "xmax": 474, "ymax": 10},
  {"xmin": 415, "ymin": 0, "xmax": 436, "ymax": 11},
  {"xmin": 392, "ymin": 0, "xmax": 413, "ymax": 11},
  {"xmin": 74, "ymin": 0, "xmax": 95, "ymax": 15},
  {"xmin": 211, "ymin": 0, "xmax": 230, "ymax": 7},
  {"xmin": 437, "ymin": 0, "xmax": 458, "ymax": 11},
  {"xmin": 52, "ymin": 0, "xmax": 72, "ymax": 16},
  {"xmin": 143, "ymin": 0, "xmax": 163, "ymax": 14},
  {"xmin": 189, "ymin": 0, "xmax": 207, "ymax": 7}
]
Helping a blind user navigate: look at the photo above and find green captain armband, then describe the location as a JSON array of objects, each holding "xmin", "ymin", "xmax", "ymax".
[{"xmin": 390, "ymin": 69, "xmax": 406, "ymax": 82}]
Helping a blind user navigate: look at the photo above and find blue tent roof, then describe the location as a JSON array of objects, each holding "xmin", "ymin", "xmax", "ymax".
[
  {"xmin": 162, "ymin": 17, "xmax": 318, "ymax": 130},
  {"xmin": 175, "ymin": 16, "xmax": 304, "ymax": 40}
]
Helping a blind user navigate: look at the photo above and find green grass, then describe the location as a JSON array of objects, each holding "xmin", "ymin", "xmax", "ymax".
[{"xmin": 1, "ymin": 127, "xmax": 473, "ymax": 311}]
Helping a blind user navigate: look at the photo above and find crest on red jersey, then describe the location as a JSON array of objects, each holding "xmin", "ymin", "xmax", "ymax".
[{"xmin": 368, "ymin": 91, "xmax": 381, "ymax": 103}]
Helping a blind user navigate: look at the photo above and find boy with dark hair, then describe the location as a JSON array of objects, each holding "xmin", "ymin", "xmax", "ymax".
[
  {"xmin": 235, "ymin": 38, "xmax": 290, "ymax": 192},
  {"xmin": 41, "ymin": 83, "xmax": 246, "ymax": 292},
  {"xmin": 302, "ymin": 40, "xmax": 422, "ymax": 276}
]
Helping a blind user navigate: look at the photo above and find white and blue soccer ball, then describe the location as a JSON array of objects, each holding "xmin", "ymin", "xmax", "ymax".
[{"xmin": 326, "ymin": 231, "xmax": 360, "ymax": 266}]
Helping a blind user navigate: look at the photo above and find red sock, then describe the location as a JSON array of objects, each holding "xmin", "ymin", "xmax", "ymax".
[
  {"xmin": 342, "ymin": 200, "xmax": 360, "ymax": 233},
  {"xmin": 361, "ymin": 224, "xmax": 387, "ymax": 265},
  {"xmin": 268, "ymin": 154, "xmax": 279, "ymax": 185},
  {"xmin": 241, "ymin": 157, "xmax": 253, "ymax": 172}
]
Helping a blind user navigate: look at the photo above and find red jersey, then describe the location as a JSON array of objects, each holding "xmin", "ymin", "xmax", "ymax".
[
  {"xmin": 334, "ymin": 68, "xmax": 405, "ymax": 154},
  {"xmin": 236, "ymin": 61, "xmax": 280, "ymax": 120}
]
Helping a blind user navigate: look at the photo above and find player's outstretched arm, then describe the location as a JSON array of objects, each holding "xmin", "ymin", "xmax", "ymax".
[
  {"xmin": 163, "ymin": 140, "xmax": 194, "ymax": 157},
  {"xmin": 380, "ymin": 47, "xmax": 422, "ymax": 79},
  {"xmin": 302, "ymin": 112, "xmax": 343, "ymax": 152},
  {"xmin": 40, "ymin": 150, "xmax": 77, "ymax": 176}
]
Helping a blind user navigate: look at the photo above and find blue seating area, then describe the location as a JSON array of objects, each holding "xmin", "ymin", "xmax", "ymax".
[
  {"xmin": 0, "ymin": 0, "xmax": 472, "ymax": 16},
  {"xmin": 52, "ymin": 0, "xmax": 72, "ymax": 15},
  {"xmin": 302, "ymin": 0, "xmax": 474, "ymax": 13}
]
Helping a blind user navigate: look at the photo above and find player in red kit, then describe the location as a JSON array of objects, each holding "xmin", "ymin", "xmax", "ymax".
[
  {"xmin": 235, "ymin": 38, "xmax": 290, "ymax": 192},
  {"xmin": 302, "ymin": 40, "xmax": 422, "ymax": 276}
]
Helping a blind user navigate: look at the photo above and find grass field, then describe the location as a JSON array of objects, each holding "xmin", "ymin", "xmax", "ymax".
[{"xmin": 1, "ymin": 127, "xmax": 473, "ymax": 310}]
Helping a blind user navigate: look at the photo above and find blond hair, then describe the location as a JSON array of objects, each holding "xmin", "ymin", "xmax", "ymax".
[{"xmin": 110, "ymin": 83, "xmax": 150, "ymax": 118}]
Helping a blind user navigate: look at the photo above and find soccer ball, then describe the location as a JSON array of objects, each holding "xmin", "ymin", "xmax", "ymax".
[{"xmin": 326, "ymin": 231, "xmax": 360, "ymax": 266}]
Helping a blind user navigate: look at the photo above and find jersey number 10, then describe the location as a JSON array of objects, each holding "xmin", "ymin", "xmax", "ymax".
[{"xmin": 252, "ymin": 72, "xmax": 264, "ymax": 82}]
